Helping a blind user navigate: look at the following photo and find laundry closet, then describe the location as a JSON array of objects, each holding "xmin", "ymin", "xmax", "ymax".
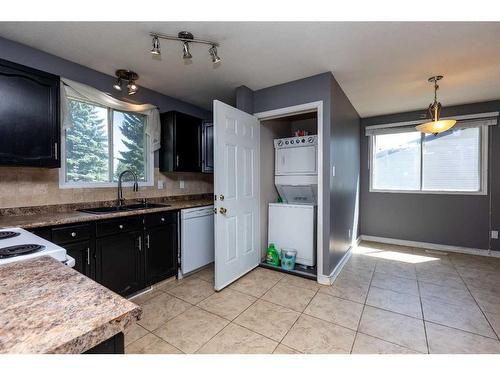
[{"xmin": 258, "ymin": 111, "xmax": 319, "ymax": 279}]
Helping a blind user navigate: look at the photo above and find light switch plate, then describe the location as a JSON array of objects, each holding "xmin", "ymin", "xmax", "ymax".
[
  {"xmin": 179, "ymin": 180, "xmax": 185, "ymax": 189},
  {"xmin": 492, "ymin": 230, "xmax": 498, "ymax": 239},
  {"xmin": 157, "ymin": 180, "xmax": 165, "ymax": 189}
]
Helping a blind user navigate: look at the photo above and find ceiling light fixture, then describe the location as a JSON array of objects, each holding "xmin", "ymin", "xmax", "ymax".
[
  {"xmin": 209, "ymin": 45, "xmax": 221, "ymax": 64},
  {"xmin": 182, "ymin": 41, "xmax": 192, "ymax": 59},
  {"xmin": 151, "ymin": 35, "xmax": 161, "ymax": 55},
  {"xmin": 113, "ymin": 70, "xmax": 140, "ymax": 96},
  {"xmin": 415, "ymin": 75, "xmax": 456, "ymax": 135},
  {"xmin": 113, "ymin": 78, "xmax": 122, "ymax": 91},
  {"xmin": 149, "ymin": 31, "xmax": 221, "ymax": 64}
]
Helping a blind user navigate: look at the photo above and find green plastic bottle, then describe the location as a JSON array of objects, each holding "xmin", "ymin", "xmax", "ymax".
[{"xmin": 266, "ymin": 243, "xmax": 280, "ymax": 266}]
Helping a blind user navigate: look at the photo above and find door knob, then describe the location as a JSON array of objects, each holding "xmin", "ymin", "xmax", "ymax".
[
  {"xmin": 219, "ymin": 207, "xmax": 227, "ymax": 214},
  {"xmin": 219, "ymin": 194, "xmax": 224, "ymax": 201}
]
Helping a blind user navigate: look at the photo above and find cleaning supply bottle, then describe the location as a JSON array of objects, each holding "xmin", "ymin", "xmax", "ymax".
[{"xmin": 265, "ymin": 243, "xmax": 280, "ymax": 266}]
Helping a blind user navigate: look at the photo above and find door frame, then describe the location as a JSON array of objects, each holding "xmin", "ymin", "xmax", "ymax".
[{"xmin": 253, "ymin": 101, "xmax": 325, "ymax": 282}]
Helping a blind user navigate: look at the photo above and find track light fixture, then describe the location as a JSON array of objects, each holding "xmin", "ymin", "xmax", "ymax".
[
  {"xmin": 182, "ymin": 41, "xmax": 192, "ymax": 59},
  {"xmin": 209, "ymin": 45, "xmax": 221, "ymax": 64},
  {"xmin": 113, "ymin": 70, "xmax": 140, "ymax": 96},
  {"xmin": 151, "ymin": 35, "xmax": 161, "ymax": 55},
  {"xmin": 149, "ymin": 31, "xmax": 221, "ymax": 64}
]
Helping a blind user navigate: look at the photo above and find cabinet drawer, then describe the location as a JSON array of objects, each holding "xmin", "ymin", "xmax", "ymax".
[
  {"xmin": 144, "ymin": 211, "xmax": 177, "ymax": 227},
  {"xmin": 96, "ymin": 216, "xmax": 143, "ymax": 237},
  {"xmin": 52, "ymin": 224, "xmax": 91, "ymax": 244}
]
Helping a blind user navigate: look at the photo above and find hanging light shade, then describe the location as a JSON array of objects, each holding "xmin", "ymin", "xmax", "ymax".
[{"xmin": 415, "ymin": 75, "xmax": 456, "ymax": 135}]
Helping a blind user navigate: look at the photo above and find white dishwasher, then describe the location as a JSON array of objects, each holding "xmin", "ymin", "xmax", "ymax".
[{"xmin": 180, "ymin": 205, "xmax": 214, "ymax": 277}]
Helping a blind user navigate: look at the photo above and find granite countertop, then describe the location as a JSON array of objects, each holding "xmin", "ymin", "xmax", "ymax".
[
  {"xmin": 0, "ymin": 198, "xmax": 213, "ymax": 229},
  {"xmin": 0, "ymin": 256, "xmax": 141, "ymax": 353}
]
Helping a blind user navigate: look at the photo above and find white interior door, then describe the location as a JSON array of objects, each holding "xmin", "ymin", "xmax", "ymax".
[{"xmin": 214, "ymin": 100, "xmax": 260, "ymax": 291}]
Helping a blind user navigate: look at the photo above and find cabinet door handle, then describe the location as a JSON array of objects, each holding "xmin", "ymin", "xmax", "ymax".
[
  {"xmin": 71, "ymin": 232, "xmax": 77, "ymax": 237},
  {"xmin": 54, "ymin": 142, "xmax": 58, "ymax": 160},
  {"xmin": 119, "ymin": 224, "xmax": 124, "ymax": 229},
  {"xmin": 146, "ymin": 234, "xmax": 150, "ymax": 249},
  {"xmin": 86, "ymin": 248, "xmax": 90, "ymax": 265},
  {"xmin": 176, "ymin": 155, "xmax": 180, "ymax": 167},
  {"xmin": 138, "ymin": 236, "xmax": 142, "ymax": 251}
]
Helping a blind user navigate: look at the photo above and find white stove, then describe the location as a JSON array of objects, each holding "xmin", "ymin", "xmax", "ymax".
[{"xmin": 0, "ymin": 227, "xmax": 75, "ymax": 267}]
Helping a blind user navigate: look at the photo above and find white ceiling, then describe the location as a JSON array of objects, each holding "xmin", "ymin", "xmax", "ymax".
[{"xmin": 1, "ymin": 22, "xmax": 499, "ymax": 117}]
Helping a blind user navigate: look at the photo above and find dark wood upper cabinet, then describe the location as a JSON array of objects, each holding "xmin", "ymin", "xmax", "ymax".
[
  {"xmin": 0, "ymin": 58, "xmax": 60, "ymax": 168},
  {"xmin": 160, "ymin": 111, "xmax": 211, "ymax": 173},
  {"xmin": 202, "ymin": 121, "xmax": 214, "ymax": 173}
]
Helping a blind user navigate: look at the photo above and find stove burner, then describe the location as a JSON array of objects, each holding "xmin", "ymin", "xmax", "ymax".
[
  {"xmin": 0, "ymin": 244, "xmax": 45, "ymax": 259},
  {"xmin": 0, "ymin": 231, "xmax": 21, "ymax": 240}
]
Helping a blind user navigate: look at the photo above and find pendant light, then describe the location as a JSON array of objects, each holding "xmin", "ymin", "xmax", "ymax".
[{"xmin": 415, "ymin": 75, "xmax": 456, "ymax": 135}]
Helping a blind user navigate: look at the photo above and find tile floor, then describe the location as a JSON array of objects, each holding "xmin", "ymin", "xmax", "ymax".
[{"xmin": 125, "ymin": 241, "xmax": 500, "ymax": 354}]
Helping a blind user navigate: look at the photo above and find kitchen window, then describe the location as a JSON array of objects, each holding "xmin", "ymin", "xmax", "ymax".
[
  {"xmin": 61, "ymin": 98, "xmax": 153, "ymax": 187},
  {"xmin": 367, "ymin": 116, "xmax": 495, "ymax": 195}
]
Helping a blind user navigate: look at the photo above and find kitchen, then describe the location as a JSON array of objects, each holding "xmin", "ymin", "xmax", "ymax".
[{"xmin": 2, "ymin": 10, "xmax": 500, "ymax": 367}]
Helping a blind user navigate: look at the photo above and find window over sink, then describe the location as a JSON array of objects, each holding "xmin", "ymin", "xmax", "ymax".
[{"xmin": 60, "ymin": 98, "xmax": 153, "ymax": 187}]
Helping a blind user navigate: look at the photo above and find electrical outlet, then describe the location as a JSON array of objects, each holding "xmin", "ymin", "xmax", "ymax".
[
  {"xmin": 492, "ymin": 231, "xmax": 498, "ymax": 240},
  {"xmin": 157, "ymin": 180, "xmax": 165, "ymax": 190},
  {"xmin": 179, "ymin": 180, "xmax": 185, "ymax": 189}
]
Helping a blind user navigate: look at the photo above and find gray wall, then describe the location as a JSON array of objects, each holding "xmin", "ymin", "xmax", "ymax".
[
  {"xmin": 237, "ymin": 72, "xmax": 360, "ymax": 276},
  {"xmin": 329, "ymin": 76, "xmax": 361, "ymax": 267},
  {"xmin": 0, "ymin": 36, "xmax": 211, "ymax": 120},
  {"xmin": 360, "ymin": 100, "xmax": 500, "ymax": 251}
]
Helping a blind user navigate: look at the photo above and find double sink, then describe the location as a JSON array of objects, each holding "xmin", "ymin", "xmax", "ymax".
[{"xmin": 78, "ymin": 202, "xmax": 171, "ymax": 215}]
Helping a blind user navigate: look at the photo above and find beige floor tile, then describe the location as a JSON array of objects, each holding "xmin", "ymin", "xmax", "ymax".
[
  {"xmin": 125, "ymin": 333, "xmax": 183, "ymax": 354},
  {"xmin": 197, "ymin": 323, "xmax": 278, "ymax": 354},
  {"xmin": 351, "ymin": 333, "xmax": 418, "ymax": 354},
  {"xmin": 261, "ymin": 283, "xmax": 316, "ymax": 312},
  {"xmin": 484, "ymin": 311, "xmax": 500, "ymax": 338},
  {"xmin": 342, "ymin": 256, "xmax": 377, "ymax": 273},
  {"xmin": 282, "ymin": 315, "xmax": 356, "ymax": 354},
  {"xmin": 418, "ymin": 281, "xmax": 475, "ymax": 307},
  {"xmin": 154, "ymin": 306, "xmax": 229, "ymax": 353},
  {"xmin": 336, "ymin": 268, "xmax": 373, "ymax": 284},
  {"xmin": 277, "ymin": 274, "xmax": 320, "ymax": 291},
  {"xmin": 375, "ymin": 261, "xmax": 416, "ymax": 280},
  {"xmin": 320, "ymin": 272, "xmax": 371, "ymax": 304},
  {"xmin": 129, "ymin": 288, "xmax": 164, "ymax": 305},
  {"xmin": 124, "ymin": 323, "xmax": 149, "ymax": 346},
  {"xmin": 426, "ymin": 322, "xmax": 500, "ymax": 354},
  {"xmin": 358, "ymin": 306, "xmax": 427, "ymax": 353},
  {"xmin": 421, "ymin": 297, "xmax": 496, "ymax": 338},
  {"xmin": 371, "ymin": 272, "xmax": 419, "ymax": 296},
  {"xmin": 273, "ymin": 344, "xmax": 301, "ymax": 354},
  {"xmin": 470, "ymin": 288, "xmax": 500, "ymax": 314},
  {"xmin": 464, "ymin": 276, "xmax": 500, "ymax": 296},
  {"xmin": 366, "ymin": 286, "xmax": 422, "ymax": 319},
  {"xmin": 229, "ymin": 268, "xmax": 283, "ymax": 297},
  {"xmin": 197, "ymin": 288, "xmax": 256, "ymax": 320},
  {"xmin": 304, "ymin": 292, "xmax": 364, "ymax": 330},
  {"xmin": 138, "ymin": 293, "xmax": 192, "ymax": 331},
  {"xmin": 194, "ymin": 265, "xmax": 214, "ymax": 282},
  {"xmin": 235, "ymin": 300, "xmax": 300, "ymax": 341},
  {"xmin": 167, "ymin": 277, "xmax": 215, "ymax": 304},
  {"xmin": 416, "ymin": 269, "xmax": 465, "ymax": 289}
]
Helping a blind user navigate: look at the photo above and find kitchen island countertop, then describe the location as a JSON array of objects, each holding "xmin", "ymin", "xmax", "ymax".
[{"xmin": 0, "ymin": 256, "xmax": 141, "ymax": 353}]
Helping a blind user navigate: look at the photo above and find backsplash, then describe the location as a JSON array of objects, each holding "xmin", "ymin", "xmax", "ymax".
[{"xmin": 0, "ymin": 167, "xmax": 213, "ymax": 208}]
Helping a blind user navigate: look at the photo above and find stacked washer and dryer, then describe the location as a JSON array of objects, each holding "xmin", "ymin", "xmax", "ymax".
[{"xmin": 268, "ymin": 135, "xmax": 318, "ymax": 268}]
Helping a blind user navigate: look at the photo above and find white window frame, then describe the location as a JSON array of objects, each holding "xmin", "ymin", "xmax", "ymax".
[
  {"xmin": 368, "ymin": 125, "xmax": 488, "ymax": 195},
  {"xmin": 59, "ymin": 98, "xmax": 154, "ymax": 189}
]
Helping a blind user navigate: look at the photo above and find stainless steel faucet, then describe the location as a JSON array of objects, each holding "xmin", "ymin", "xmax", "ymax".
[{"xmin": 117, "ymin": 170, "xmax": 139, "ymax": 207}]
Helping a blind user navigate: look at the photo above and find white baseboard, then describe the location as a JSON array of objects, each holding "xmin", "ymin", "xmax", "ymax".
[
  {"xmin": 317, "ymin": 246, "xmax": 353, "ymax": 285},
  {"xmin": 360, "ymin": 235, "xmax": 500, "ymax": 258}
]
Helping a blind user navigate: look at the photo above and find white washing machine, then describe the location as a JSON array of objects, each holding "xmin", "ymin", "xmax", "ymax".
[
  {"xmin": 268, "ymin": 135, "xmax": 318, "ymax": 267},
  {"xmin": 268, "ymin": 203, "xmax": 316, "ymax": 267}
]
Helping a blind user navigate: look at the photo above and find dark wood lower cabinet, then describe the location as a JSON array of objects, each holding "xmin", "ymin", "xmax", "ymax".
[
  {"xmin": 34, "ymin": 211, "xmax": 179, "ymax": 298},
  {"xmin": 64, "ymin": 240, "xmax": 92, "ymax": 276},
  {"xmin": 145, "ymin": 223, "xmax": 177, "ymax": 285},
  {"xmin": 95, "ymin": 231, "xmax": 144, "ymax": 296}
]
